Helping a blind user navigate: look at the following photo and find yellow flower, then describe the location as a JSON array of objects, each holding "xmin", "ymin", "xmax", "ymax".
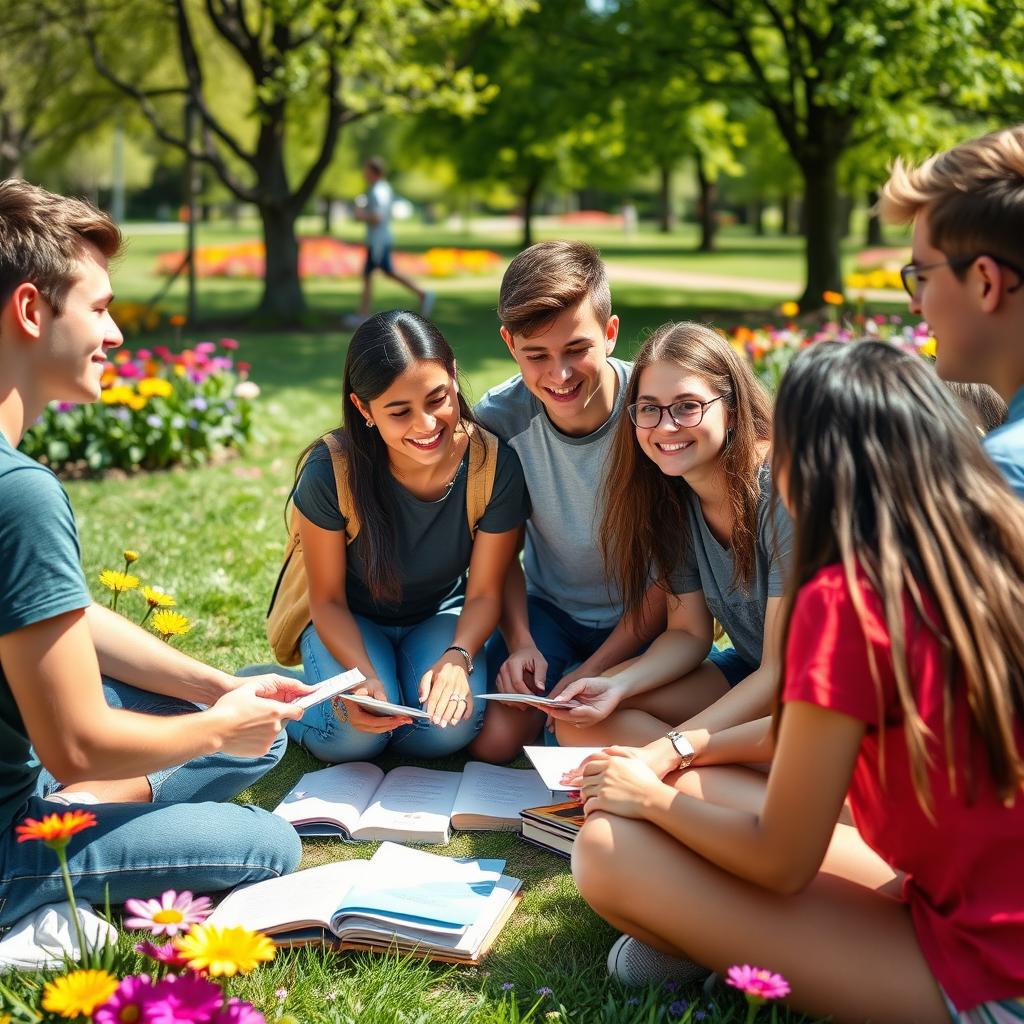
[
  {"xmin": 99, "ymin": 570, "xmax": 140, "ymax": 593},
  {"xmin": 919, "ymin": 336, "xmax": 938, "ymax": 358},
  {"xmin": 151, "ymin": 609, "xmax": 191, "ymax": 638},
  {"xmin": 174, "ymin": 364, "xmax": 187, "ymax": 378},
  {"xmin": 779, "ymin": 300, "xmax": 799, "ymax": 317},
  {"xmin": 137, "ymin": 377, "xmax": 174, "ymax": 398},
  {"xmin": 822, "ymin": 290, "xmax": 844, "ymax": 305},
  {"xmin": 42, "ymin": 969, "xmax": 119, "ymax": 1018},
  {"xmin": 123, "ymin": 550, "xmax": 139, "ymax": 563},
  {"xmin": 143, "ymin": 586, "xmax": 176, "ymax": 609},
  {"xmin": 174, "ymin": 924, "xmax": 275, "ymax": 976}
]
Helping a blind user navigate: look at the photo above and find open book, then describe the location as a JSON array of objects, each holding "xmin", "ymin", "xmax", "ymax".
[
  {"xmin": 207, "ymin": 842, "xmax": 522, "ymax": 964},
  {"xmin": 274, "ymin": 761, "xmax": 553, "ymax": 844},
  {"xmin": 520, "ymin": 800, "xmax": 586, "ymax": 859}
]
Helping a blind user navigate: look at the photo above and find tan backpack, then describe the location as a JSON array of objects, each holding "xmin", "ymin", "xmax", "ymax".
[{"xmin": 266, "ymin": 423, "xmax": 500, "ymax": 666}]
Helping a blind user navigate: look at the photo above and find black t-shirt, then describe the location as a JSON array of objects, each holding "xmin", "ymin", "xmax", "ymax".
[{"xmin": 293, "ymin": 438, "xmax": 530, "ymax": 626}]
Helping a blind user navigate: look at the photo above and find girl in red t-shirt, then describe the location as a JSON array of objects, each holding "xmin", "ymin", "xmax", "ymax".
[{"xmin": 570, "ymin": 341, "xmax": 1024, "ymax": 1022}]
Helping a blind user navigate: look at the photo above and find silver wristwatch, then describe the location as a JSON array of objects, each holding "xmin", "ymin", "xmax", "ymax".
[{"xmin": 665, "ymin": 730, "xmax": 696, "ymax": 770}]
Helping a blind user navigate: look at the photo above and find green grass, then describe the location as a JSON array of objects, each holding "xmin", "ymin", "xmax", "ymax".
[{"xmin": 49, "ymin": 223, "xmax": 868, "ymax": 1023}]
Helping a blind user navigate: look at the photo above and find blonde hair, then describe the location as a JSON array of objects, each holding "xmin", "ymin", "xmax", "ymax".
[
  {"xmin": 498, "ymin": 240, "xmax": 611, "ymax": 338},
  {"xmin": 881, "ymin": 126, "xmax": 1024, "ymax": 268}
]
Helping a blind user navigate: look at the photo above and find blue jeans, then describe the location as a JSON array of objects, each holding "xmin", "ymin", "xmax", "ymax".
[
  {"xmin": 288, "ymin": 611, "xmax": 488, "ymax": 763},
  {"xmin": 1, "ymin": 676, "xmax": 299, "ymax": 930},
  {"xmin": 707, "ymin": 646, "xmax": 757, "ymax": 687}
]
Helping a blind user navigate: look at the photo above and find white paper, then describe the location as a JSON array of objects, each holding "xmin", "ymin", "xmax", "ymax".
[
  {"xmin": 274, "ymin": 762, "xmax": 384, "ymax": 833},
  {"xmin": 291, "ymin": 669, "xmax": 365, "ymax": 710},
  {"xmin": 352, "ymin": 766, "xmax": 461, "ymax": 842},
  {"xmin": 477, "ymin": 693, "xmax": 581, "ymax": 709},
  {"xmin": 523, "ymin": 745, "xmax": 604, "ymax": 791},
  {"xmin": 450, "ymin": 762, "xmax": 552, "ymax": 826},
  {"xmin": 340, "ymin": 693, "xmax": 430, "ymax": 719}
]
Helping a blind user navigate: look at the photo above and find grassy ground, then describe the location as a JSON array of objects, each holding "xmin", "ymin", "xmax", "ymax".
[{"xmin": 51, "ymin": 221, "xmax": 909, "ymax": 1023}]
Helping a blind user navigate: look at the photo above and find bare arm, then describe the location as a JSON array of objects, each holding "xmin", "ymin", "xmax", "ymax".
[{"xmin": 1, "ymin": 610, "xmax": 303, "ymax": 785}]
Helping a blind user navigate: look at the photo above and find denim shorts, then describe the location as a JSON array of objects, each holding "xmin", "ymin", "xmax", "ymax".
[{"xmin": 706, "ymin": 645, "xmax": 756, "ymax": 687}]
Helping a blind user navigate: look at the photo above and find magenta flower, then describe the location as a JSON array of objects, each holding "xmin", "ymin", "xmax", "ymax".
[
  {"xmin": 94, "ymin": 974, "xmax": 156, "ymax": 1024},
  {"xmin": 219, "ymin": 338, "xmax": 239, "ymax": 350},
  {"xmin": 217, "ymin": 998, "xmax": 266, "ymax": 1024},
  {"xmin": 137, "ymin": 348, "xmax": 153, "ymax": 360},
  {"xmin": 125, "ymin": 890, "xmax": 213, "ymax": 936},
  {"xmin": 726, "ymin": 964, "xmax": 790, "ymax": 1004},
  {"xmin": 118, "ymin": 363, "xmax": 143, "ymax": 379},
  {"xmin": 135, "ymin": 939, "xmax": 191, "ymax": 969},
  {"xmin": 195, "ymin": 341, "xmax": 217, "ymax": 355},
  {"xmin": 148, "ymin": 973, "xmax": 223, "ymax": 1023}
]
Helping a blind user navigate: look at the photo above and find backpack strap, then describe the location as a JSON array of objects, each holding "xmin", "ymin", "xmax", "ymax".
[
  {"xmin": 322, "ymin": 431, "xmax": 360, "ymax": 543},
  {"xmin": 464, "ymin": 422, "xmax": 499, "ymax": 536}
]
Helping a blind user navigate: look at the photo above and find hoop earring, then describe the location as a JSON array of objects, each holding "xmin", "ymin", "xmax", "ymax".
[{"xmin": 366, "ymin": 419, "xmax": 375, "ymax": 428}]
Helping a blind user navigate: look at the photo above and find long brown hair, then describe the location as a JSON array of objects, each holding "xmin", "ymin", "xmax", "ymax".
[
  {"xmin": 601, "ymin": 322, "xmax": 773, "ymax": 616},
  {"xmin": 772, "ymin": 341, "xmax": 1024, "ymax": 810}
]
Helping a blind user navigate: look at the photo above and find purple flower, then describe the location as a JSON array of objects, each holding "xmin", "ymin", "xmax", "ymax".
[
  {"xmin": 663, "ymin": 981, "xmax": 679, "ymax": 993},
  {"xmin": 695, "ymin": 1012, "xmax": 706, "ymax": 1021},
  {"xmin": 55, "ymin": 401, "xmax": 76, "ymax": 413},
  {"xmin": 110, "ymin": 407, "xmax": 132, "ymax": 423},
  {"xmin": 536, "ymin": 987, "xmax": 553, "ymax": 997},
  {"xmin": 189, "ymin": 397, "xmax": 208, "ymax": 412},
  {"xmin": 148, "ymin": 973, "xmax": 223, "ymax": 1023},
  {"xmin": 626, "ymin": 996, "xmax": 640, "ymax": 1006},
  {"xmin": 501, "ymin": 983, "xmax": 515, "ymax": 991},
  {"xmin": 217, "ymin": 998, "xmax": 266, "ymax": 1024},
  {"xmin": 94, "ymin": 974, "xmax": 155, "ymax": 1024},
  {"xmin": 135, "ymin": 939, "xmax": 190, "ymax": 969},
  {"xmin": 187, "ymin": 419, "xmax": 199, "ymax": 429},
  {"xmin": 668, "ymin": 999, "xmax": 689, "ymax": 1017},
  {"xmin": 146, "ymin": 414, "xmax": 163, "ymax": 428},
  {"xmin": 188, "ymin": 371, "xmax": 206, "ymax": 384}
]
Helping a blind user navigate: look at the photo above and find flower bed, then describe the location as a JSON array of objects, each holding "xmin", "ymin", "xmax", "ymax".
[{"xmin": 21, "ymin": 339, "xmax": 259, "ymax": 474}]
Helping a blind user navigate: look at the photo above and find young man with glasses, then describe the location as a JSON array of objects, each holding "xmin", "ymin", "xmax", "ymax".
[{"xmin": 882, "ymin": 126, "xmax": 1024, "ymax": 496}]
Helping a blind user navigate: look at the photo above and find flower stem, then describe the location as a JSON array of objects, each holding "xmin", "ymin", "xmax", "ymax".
[
  {"xmin": 112, "ymin": 589, "xmax": 119, "ymax": 613},
  {"xmin": 55, "ymin": 844, "xmax": 89, "ymax": 965},
  {"xmin": 140, "ymin": 606, "xmax": 153, "ymax": 626}
]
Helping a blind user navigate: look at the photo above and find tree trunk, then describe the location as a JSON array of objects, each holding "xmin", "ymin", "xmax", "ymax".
[
  {"xmin": 780, "ymin": 193, "xmax": 793, "ymax": 235},
  {"xmin": 798, "ymin": 155, "xmax": 843, "ymax": 309},
  {"xmin": 658, "ymin": 164, "xmax": 674, "ymax": 233},
  {"xmin": 865, "ymin": 188, "xmax": 884, "ymax": 246},
  {"xmin": 258, "ymin": 202, "xmax": 306, "ymax": 322},
  {"xmin": 695, "ymin": 153, "xmax": 717, "ymax": 253},
  {"xmin": 521, "ymin": 175, "xmax": 541, "ymax": 249},
  {"xmin": 838, "ymin": 193, "xmax": 853, "ymax": 239},
  {"xmin": 751, "ymin": 199, "xmax": 765, "ymax": 236},
  {"xmin": 322, "ymin": 196, "xmax": 334, "ymax": 235}
]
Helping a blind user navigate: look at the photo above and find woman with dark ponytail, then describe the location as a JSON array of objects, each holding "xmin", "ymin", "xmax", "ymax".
[{"xmin": 286, "ymin": 311, "xmax": 529, "ymax": 762}]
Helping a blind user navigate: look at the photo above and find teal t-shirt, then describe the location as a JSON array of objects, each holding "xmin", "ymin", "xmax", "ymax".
[{"xmin": 0, "ymin": 434, "xmax": 91, "ymax": 827}]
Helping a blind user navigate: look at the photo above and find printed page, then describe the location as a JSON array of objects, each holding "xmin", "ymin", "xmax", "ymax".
[
  {"xmin": 450, "ymin": 762, "xmax": 552, "ymax": 829},
  {"xmin": 523, "ymin": 745, "xmax": 604, "ymax": 792},
  {"xmin": 208, "ymin": 860, "xmax": 370, "ymax": 934},
  {"xmin": 273, "ymin": 762, "xmax": 385, "ymax": 835},
  {"xmin": 351, "ymin": 766, "xmax": 462, "ymax": 843},
  {"xmin": 477, "ymin": 693, "xmax": 581, "ymax": 709}
]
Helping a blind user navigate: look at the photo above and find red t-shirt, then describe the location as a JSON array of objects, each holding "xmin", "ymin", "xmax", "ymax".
[{"xmin": 783, "ymin": 565, "xmax": 1024, "ymax": 1010}]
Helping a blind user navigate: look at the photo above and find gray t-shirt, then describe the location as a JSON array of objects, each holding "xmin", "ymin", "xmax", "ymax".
[
  {"xmin": 0, "ymin": 436, "xmax": 91, "ymax": 827},
  {"xmin": 474, "ymin": 358, "xmax": 632, "ymax": 629},
  {"xmin": 365, "ymin": 179, "xmax": 393, "ymax": 260},
  {"xmin": 667, "ymin": 468, "xmax": 792, "ymax": 666},
  {"xmin": 294, "ymin": 437, "xmax": 529, "ymax": 626}
]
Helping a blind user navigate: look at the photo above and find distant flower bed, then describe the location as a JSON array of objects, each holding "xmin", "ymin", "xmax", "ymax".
[
  {"xmin": 21, "ymin": 339, "xmax": 259, "ymax": 474},
  {"xmin": 154, "ymin": 238, "xmax": 501, "ymax": 280},
  {"xmin": 846, "ymin": 247, "xmax": 909, "ymax": 292},
  {"xmin": 731, "ymin": 312, "xmax": 933, "ymax": 390}
]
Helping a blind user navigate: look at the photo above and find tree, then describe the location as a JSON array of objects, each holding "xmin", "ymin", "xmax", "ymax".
[{"xmin": 73, "ymin": 0, "xmax": 527, "ymax": 321}]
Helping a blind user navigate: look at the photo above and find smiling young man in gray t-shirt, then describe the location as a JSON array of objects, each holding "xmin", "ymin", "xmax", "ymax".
[{"xmin": 469, "ymin": 241, "xmax": 658, "ymax": 764}]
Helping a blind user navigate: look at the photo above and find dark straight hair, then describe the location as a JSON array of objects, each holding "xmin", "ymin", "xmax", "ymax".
[
  {"xmin": 772, "ymin": 341, "xmax": 1024, "ymax": 811},
  {"xmin": 295, "ymin": 310, "xmax": 475, "ymax": 605}
]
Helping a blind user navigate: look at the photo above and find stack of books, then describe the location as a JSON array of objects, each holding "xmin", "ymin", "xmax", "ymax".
[{"xmin": 519, "ymin": 799, "xmax": 585, "ymax": 858}]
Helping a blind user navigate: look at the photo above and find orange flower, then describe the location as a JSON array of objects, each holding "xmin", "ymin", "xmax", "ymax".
[
  {"xmin": 822, "ymin": 291, "xmax": 844, "ymax": 305},
  {"xmin": 169, "ymin": 314, "xmax": 187, "ymax": 327},
  {"xmin": 16, "ymin": 810, "xmax": 97, "ymax": 849}
]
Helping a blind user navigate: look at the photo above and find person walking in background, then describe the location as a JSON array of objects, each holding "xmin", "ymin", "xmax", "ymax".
[{"xmin": 343, "ymin": 157, "xmax": 435, "ymax": 330}]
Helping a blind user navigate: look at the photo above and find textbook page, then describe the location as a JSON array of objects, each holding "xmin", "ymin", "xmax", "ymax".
[
  {"xmin": 523, "ymin": 746, "xmax": 604, "ymax": 792},
  {"xmin": 207, "ymin": 860, "xmax": 370, "ymax": 934},
  {"xmin": 274, "ymin": 762, "xmax": 385, "ymax": 836},
  {"xmin": 450, "ymin": 762, "xmax": 552, "ymax": 830},
  {"xmin": 351, "ymin": 766, "xmax": 462, "ymax": 843}
]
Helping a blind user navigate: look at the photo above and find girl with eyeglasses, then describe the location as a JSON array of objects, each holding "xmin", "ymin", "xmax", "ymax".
[
  {"xmin": 569, "ymin": 341, "xmax": 1024, "ymax": 1019},
  {"xmin": 548, "ymin": 321, "xmax": 791, "ymax": 761}
]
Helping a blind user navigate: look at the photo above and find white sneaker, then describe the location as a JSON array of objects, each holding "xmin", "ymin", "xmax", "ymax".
[
  {"xmin": 606, "ymin": 934, "xmax": 710, "ymax": 988},
  {"xmin": 342, "ymin": 312, "xmax": 368, "ymax": 331},
  {"xmin": 419, "ymin": 291, "xmax": 436, "ymax": 319}
]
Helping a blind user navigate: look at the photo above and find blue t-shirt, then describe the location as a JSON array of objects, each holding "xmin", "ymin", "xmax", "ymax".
[
  {"xmin": 983, "ymin": 386, "xmax": 1024, "ymax": 498},
  {"xmin": 293, "ymin": 435, "xmax": 529, "ymax": 626},
  {"xmin": 0, "ymin": 435, "xmax": 91, "ymax": 827}
]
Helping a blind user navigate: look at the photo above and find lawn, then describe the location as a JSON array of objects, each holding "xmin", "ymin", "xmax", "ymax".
[{"xmin": 48, "ymin": 221, "xmax": 899, "ymax": 1023}]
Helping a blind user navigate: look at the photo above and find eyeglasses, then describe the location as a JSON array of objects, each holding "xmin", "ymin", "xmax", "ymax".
[
  {"xmin": 899, "ymin": 254, "xmax": 1024, "ymax": 299},
  {"xmin": 627, "ymin": 395, "xmax": 724, "ymax": 429}
]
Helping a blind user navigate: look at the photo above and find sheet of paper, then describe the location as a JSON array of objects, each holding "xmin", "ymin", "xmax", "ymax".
[
  {"xmin": 339, "ymin": 693, "xmax": 430, "ymax": 719},
  {"xmin": 523, "ymin": 745, "xmax": 604, "ymax": 791},
  {"xmin": 353, "ymin": 766, "xmax": 461, "ymax": 840},
  {"xmin": 451, "ymin": 762, "xmax": 552, "ymax": 823},
  {"xmin": 274, "ymin": 762, "xmax": 384, "ymax": 832},
  {"xmin": 291, "ymin": 669, "xmax": 365, "ymax": 711},
  {"xmin": 477, "ymin": 693, "xmax": 581, "ymax": 709},
  {"xmin": 208, "ymin": 860, "xmax": 369, "ymax": 933}
]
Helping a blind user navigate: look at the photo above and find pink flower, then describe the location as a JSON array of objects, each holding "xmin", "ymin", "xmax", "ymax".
[
  {"xmin": 94, "ymin": 974, "xmax": 156, "ymax": 1024},
  {"xmin": 137, "ymin": 348, "xmax": 153, "ymax": 359},
  {"xmin": 148, "ymin": 973, "xmax": 223, "ymax": 1023},
  {"xmin": 195, "ymin": 341, "xmax": 217, "ymax": 355},
  {"xmin": 125, "ymin": 890, "xmax": 213, "ymax": 936},
  {"xmin": 219, "ymin": 338, "xmax": 239, "ymax": 350},
  {"xmin": 135, "ymin": 939, "xmax": 191, "ymax": 969},
  {"xmin": 236, "ymin": 362, "xmax": 251, "ymax": 377},
  {"xmin": 154, "ymin": 346, "xmax": 173, "ymax": 361},
  {"xmin": 726, "ymin": 964, "xmax": 790, "ymax": 1002},
  {"xmin": 218, "ymin": 998, "xmax": 266, "ymax": 1023},
  {"xmin": 117, "ymin": 363, "xmax": 143, "ymax": 379}
]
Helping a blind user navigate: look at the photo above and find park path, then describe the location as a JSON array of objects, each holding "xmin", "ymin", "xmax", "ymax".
[{"xmin": 604, "ymin": 262, "xmax": 902, "ymax": 305}]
